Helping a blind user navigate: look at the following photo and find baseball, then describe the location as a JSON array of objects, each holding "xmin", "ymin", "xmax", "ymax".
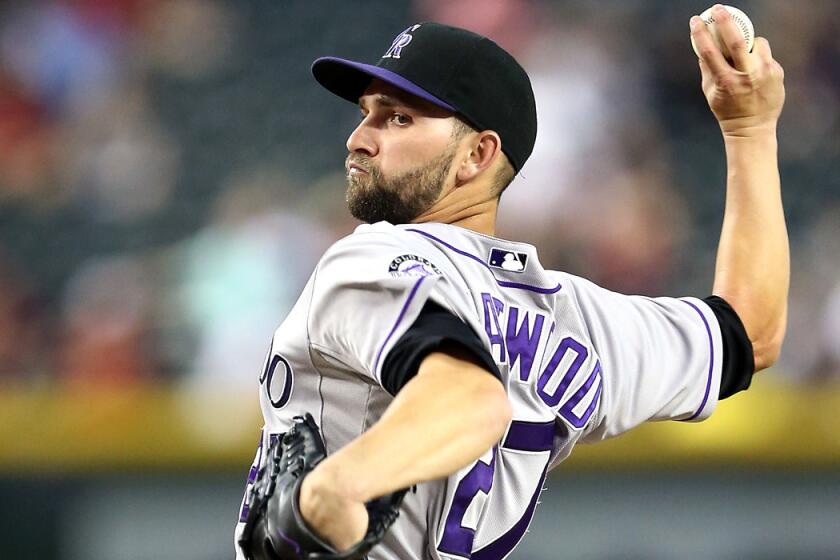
[{"xmin": 691, "ymin": 5, "xmax": 755, "ymax": 60}]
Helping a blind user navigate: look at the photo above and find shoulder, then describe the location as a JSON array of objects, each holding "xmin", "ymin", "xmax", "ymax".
[
  {"xmin": 320, "ymin": 223, "xmax": 409, "ymax": 266},
  {"xmin": 324, "ymin": 222, "xmax": 439, "ymax": 256},
  {"xmin": 317, "ymin": 222, "xmax": 445, "ymax": 281}
]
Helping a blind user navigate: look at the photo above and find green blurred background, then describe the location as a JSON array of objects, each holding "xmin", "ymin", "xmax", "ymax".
[{"xmin": 1, "ymin": 0, "xmax": 839, "ymax": 558}]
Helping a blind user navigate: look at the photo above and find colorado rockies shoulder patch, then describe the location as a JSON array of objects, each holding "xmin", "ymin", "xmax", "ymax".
[{"xmin": 389, "ymin": 254, "xmax": 441, "ymax": 278}]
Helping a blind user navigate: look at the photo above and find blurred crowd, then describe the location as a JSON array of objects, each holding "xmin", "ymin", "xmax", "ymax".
[{"xmin": 1, "ymin": 0, "xmax": 839, "ymax": 390}]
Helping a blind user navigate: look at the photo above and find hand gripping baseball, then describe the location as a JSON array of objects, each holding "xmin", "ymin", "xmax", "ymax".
[
  {"xmin": 239, "ymin": 414, "xmax": 407, "ymax": 560},
  {"xmin": 690, "ymin": 5, "xmax": 785, "ymax": 135}
]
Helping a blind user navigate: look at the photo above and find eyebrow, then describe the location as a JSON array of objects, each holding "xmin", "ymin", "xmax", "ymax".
[{"xmin": 359, "ymin": 94, "xmax": 408, "ymax": 111}]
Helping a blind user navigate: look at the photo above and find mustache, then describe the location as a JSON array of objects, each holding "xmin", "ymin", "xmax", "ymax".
[{"xmin": 345, "ymin": 154, "xmax": 375, "ymax": 173}]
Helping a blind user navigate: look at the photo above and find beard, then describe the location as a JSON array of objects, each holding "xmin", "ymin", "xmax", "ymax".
[{"xmin": 345, "ymin": 147, "xmax": 455, "ymax": 225}]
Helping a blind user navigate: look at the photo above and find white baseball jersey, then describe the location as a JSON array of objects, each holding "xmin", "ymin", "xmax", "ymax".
[{"xmin": 234, "ymin": 221, "xmax": 723, "ymax": 560}]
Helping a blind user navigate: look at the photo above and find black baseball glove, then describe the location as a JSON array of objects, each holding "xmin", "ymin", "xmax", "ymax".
[{"xmin": 239, "ymin": 413, "xmax": 407, "ymax": 560}]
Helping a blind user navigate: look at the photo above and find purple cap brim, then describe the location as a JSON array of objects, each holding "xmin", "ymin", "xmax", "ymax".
[{"xmin": 311, "ymin": 56, "xmax": 456, "ymax": 112}]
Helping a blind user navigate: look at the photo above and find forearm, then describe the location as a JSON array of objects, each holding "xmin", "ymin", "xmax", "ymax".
[
  {"xmin": 298, "ymin": 347, "xmax": 511, "ymax": 550},
  {"xmin": 313, "ymin": 348, "xmax": 510, "ymax": 501},
  {"xmin": 713, "ymin": 127, "xmax": 789, "ymax": 369}
]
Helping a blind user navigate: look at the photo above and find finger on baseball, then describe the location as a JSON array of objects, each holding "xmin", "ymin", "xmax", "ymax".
[
  {"xmin": 754, "ymin": 37, "xmax": 785, "ymax": 78},
  {"xmin": 698, "ymin": 58, "xmax": 714, "ymax": 85},
  {"xmin": 711, "ymin": 4, "xmax": 752, "ymax": 71},
  {"xmin": 753, "ymin": 37, "xmax": 773, "ymax": 64},
  {"xmin": 690, "ymin": 16, "xmax": 730, "ymax": 76}
]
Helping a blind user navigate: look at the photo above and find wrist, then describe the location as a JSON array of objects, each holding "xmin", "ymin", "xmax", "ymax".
[
  {"xmin": 719, "ymin": 117, "xmax": 778, "ymax": 140},
  {"xmin": 299, "ymin": 466, "xmax": 368, "ymax": 551},
  {"xmin": 309, "ymin": 454, "xmax": 369, "ymax": 502},
  {"xmin": 722, "ymin": 130, "xmax": 778, "ymax": 153},
  {"xmin": 301, "ymin": 464, "xmax": 347, "ymax": 512},
  {"xmin": 299, "ymin": 461, "xmax": 365, "ymax": 520}
]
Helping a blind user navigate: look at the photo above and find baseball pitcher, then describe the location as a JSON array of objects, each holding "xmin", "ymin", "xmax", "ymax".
[{"xmin": 235, "ymin": 9, "xmax": 787, "ymax": 560}]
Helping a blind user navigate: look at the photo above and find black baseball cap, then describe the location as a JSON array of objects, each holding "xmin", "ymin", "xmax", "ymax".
[{"xmin": 311, "ymin": 22, "xmax": 537, "ymax": 173}]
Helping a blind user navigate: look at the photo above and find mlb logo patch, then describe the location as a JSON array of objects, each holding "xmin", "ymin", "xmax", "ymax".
[{"xmin": 488, "ymin": 248, "xmax": 527, "ymax": 273}]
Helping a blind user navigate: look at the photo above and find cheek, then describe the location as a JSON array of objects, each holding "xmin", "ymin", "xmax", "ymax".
[{"xmin": 380, "ymin": 132, "xmax": 452, "ymax": 175}]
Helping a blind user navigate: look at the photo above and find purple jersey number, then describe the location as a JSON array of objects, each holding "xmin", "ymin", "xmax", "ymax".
[
  {"xmin": 438, "ymin": 420, "xmax": 555, "ymax": 559},
  {"xmin": 259, "ymin": 342, "xmax": 294, "ymax": 409},
  {"xmin": 438, "ymin": 333, "xmax": 601, "ymax": 558}
]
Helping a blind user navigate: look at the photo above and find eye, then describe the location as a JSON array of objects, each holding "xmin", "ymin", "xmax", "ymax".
[{"xmin": 390, "ymin": 113, "xmax": 411, "ymax": 126}]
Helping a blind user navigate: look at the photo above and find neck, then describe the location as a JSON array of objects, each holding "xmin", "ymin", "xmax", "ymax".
[{"xmin": 412, "ymin": 197, "xmax": 498, "ymax": 236}]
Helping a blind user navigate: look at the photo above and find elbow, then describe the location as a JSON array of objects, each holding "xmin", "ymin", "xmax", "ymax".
[
  {"xmin": 434, "ymin": 344, "xmax": 512, "ymax": 443},
  {"xmin": 751, "ymin": 310, "xmax": 788, "ymax": 372},
  {"xmin": 752, "ymin": 328, "xmax": 785, "ymax": 372},
  {"xmin": 475, "ymin": 377, "xmax": 513, "ymax": 443},
  {"xmin": 717, "ymin": 293, "xmax": 788, "ymax": 373},
  {"xmin": 491, "ymin": 388, "xmax": 514, "ymax": 440}
]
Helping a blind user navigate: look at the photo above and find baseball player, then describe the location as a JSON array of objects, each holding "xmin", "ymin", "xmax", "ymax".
[{"xmin": 235, "ymin": 8, "xmax": 787, "ymax": 560}]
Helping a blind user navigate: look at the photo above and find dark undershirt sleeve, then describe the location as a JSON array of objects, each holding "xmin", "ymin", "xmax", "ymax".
[
  {"xmin": 380, "ymin": 301, "xmax": 502, "ymax": 397},
  {"xmin": 703, "ymin": 295, "xmax": 755, "ymax": 400}
]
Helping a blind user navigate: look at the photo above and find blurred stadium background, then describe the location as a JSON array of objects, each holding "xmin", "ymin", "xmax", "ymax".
[{"xmin": 1, "ymin": 0, "xmax": 838, "ymax": 558}]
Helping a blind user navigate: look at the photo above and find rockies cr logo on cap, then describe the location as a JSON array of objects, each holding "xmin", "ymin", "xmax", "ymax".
[{"xmin": 382, "ymin": 24, "xmax": 421, "ymax": 59}]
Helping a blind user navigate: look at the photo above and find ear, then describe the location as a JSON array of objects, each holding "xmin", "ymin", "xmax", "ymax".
[{"xmin": 455, "ymin": 130, "xmax": 502, "ymax": 186}]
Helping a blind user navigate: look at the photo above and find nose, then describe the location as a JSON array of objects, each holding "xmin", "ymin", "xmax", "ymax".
[{"xmin": 346, "ymin": 118, "xmax": 378, "ymax": 157}]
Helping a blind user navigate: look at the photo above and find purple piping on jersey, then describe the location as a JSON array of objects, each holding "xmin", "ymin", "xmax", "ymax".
[
  {"xmin": 276, "ymin": 530, "xmax": 302, "ymax": 555},
  {"xmin": 503, "ymin": 420, "xmax": 555, "ymax": 452},
  {"xmin": 405, "ymin": 229, "xmax": 562, "ymax": 294},
  {"xmin": 373, "ymin": 275, "xmax": 427, "ymax": 373},
  {"xmin": 471, "ymin": 464, "xmax": 549, "ymax": 560},
  {"xmin": 681, "ymin": 300, "xmax": 714, "ymax": 421}
]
